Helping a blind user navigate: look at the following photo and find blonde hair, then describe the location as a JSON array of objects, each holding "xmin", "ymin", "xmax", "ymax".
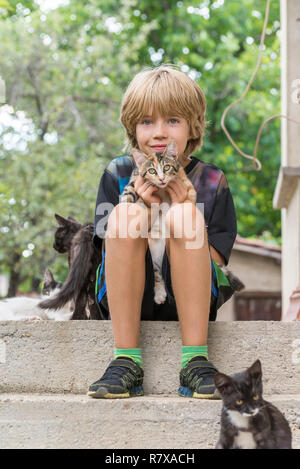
[{"xmin": 120, "ymin": 64, "xmax": 207, "ymax": 158}]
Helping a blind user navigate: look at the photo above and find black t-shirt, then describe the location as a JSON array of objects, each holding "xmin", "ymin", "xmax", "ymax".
[{"xmin": 93, "ymin": 155, "xmax": 237, "ymax": 265}]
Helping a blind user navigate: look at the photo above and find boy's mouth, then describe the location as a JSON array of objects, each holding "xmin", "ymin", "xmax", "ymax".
[{"xmin": 151, "ymin": 145, "xmax": 167, "ymax": 151}]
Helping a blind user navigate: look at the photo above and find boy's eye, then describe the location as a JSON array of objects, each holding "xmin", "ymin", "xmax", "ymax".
[
  {"xmin": 148, "ymin": 168, "xmax": 157, "ymax": 175},
  {"xmin": 253, "ymin": 395, "xmax": 259, "ymax": 401},
  {"xmin": 141, "ymin": 119, "xmax": 152, "ymax": 125},
  {"xmin": 163, "ymin": 165, "xmax": 171, "ymax": 172},
  {"xmin": 236, "ymin": 400, "xmax": 243, "ymax": 405},
  {"xmin": 169, "ymin": 118, "xmax": 179, "ymax": 124}
]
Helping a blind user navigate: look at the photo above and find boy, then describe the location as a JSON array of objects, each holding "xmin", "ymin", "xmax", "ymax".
[{"xmin": 88, "ymin": 65, "xmax": 237, "ymax": 399}]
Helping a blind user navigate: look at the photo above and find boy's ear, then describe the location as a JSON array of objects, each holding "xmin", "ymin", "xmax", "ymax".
[
  {"xmin": 132, "ymin": 148, "xmax": 148, "ymax": 167},
  {"xmin": 164, "ymin": 140, "xmax": 178, "ymax": 159}
]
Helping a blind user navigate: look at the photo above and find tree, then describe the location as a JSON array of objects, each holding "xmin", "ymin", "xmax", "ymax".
[
  {"xmin": 0, "ymin": 0, "xmax": 282, "ymax": 294},
  {"xmin": 0, "ymin": 1, "xmax": 151, "ymax": 294}
]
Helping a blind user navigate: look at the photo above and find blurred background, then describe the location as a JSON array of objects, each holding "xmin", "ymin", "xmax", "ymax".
[{"xmin": 0, "ymin": 0, "xmax": 283, "ymax": 319}]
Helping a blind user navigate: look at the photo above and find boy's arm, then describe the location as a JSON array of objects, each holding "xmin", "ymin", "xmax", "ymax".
[
  {"xmin": 209, "ymin": 244, "xmax": 225, "ymax": 265},
  {"xmin": 93, "ymin": 169, "xmax": 120, "ymax": 249}
]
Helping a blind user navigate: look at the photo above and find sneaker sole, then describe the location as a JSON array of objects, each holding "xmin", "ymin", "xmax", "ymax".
[
  {"xmin": 87, "ymin": 385, "xmax": 144, "ymax": 399},
  {"xmin": 178, "ymin": 385, "xmax": 220, "ymax": 400}
]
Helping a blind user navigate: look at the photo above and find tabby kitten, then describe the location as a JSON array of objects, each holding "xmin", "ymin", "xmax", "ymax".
[
  {"xmin": 214, "ymin": 359, "xmax": 292, "ymax": 449},
  {"xmin": 120, "ymin": 140, "xmax": 196, "ymax": 304}
]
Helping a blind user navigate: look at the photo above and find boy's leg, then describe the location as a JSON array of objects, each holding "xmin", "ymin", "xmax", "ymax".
[
  {"xmin": 165, "ymin": 203, "xmax": 210, "ymax": 345},
  {"xmin": 88, "ymin": 203, "xmax": 148, "ymax": 398},
  {"xmin": 165, "ymin": 203, "xmax": 219, "ymax": 399},
  {"xmin": 105, "ymin": 202, "xmax": 149, "ymax": 348}
]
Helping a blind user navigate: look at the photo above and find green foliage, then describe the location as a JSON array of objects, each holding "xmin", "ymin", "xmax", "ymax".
[{"xmin": 0, "ymin": 0, "xmax": 282, "ymax": 293}]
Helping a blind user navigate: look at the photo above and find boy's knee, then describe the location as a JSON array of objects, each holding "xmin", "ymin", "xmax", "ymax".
[
  {"xmin": 107, "ymin": 202, "xmax": 148, "ymax": 239},
  {"xmin": 165, "ymin": 203, "xmax": 206, "ymax": 249},
  {"xmin": 165, "ymin": 203, "xmax": 205, "ymax": 236}
]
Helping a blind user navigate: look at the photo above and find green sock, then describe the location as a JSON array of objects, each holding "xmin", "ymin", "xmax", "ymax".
[
  {"xmin": 114, "ymin": 348, "xmax": 143, "ymax": 368},
  {"xmin": 181, "ymin": 345, "xmax": 208, "ymax": 369}
]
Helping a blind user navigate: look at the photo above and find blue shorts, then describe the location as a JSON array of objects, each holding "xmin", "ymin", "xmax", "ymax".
[{"xmin": 95, "ymin": 246, "xmax": 234, "ymax": 321}]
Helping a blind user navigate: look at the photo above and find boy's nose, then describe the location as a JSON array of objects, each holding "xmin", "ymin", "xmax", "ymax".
[{"xmin": 153, "ymin": 121, "xmax": 167, "ymax": 137}]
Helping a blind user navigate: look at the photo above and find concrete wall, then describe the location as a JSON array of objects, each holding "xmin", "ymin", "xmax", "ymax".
[{"xmin": 279, "ymin": 0, "xmax": 300, "ymax": 315}]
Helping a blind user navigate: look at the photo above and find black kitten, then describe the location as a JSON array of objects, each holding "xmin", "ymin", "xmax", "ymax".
[
  {"xmin": 39, "ymin": 214, "xmax": 102, "ymax": 320},
  {"xmin": 214, "ymin": 360, "xmax": 292, "ymax": 449}
]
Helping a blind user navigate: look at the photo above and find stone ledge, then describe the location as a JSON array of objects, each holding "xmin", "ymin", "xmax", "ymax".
[
  {"xmin": 0, "ymin": 393, "xmax": 299, "ymax": 449},
  {"xmin": 0, "ymin": 321, "xmax": 299, "ymax": 395}
]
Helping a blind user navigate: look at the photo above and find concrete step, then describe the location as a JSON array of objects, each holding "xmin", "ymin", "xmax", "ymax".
[
  {"xmin": 0, "ymin": 321, "xmax": 299, "ymax": 395},
  {"xmin": 0, "ymin": 393, "xmax": 299, "ymax": 449}
]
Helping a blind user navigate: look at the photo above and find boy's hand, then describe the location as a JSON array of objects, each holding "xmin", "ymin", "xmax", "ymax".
[
  {"xmin": 134, "ymin": 176, "xmax": 162, "ymax": 208},
  {"xmin": 165, "ymin": 178, "xmax": 189, "ymax": 205}
]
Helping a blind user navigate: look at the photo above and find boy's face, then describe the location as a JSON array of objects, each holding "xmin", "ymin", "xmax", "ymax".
[{"xmin": 135, "ymin": 111, "xmax": 191, "ymax": 166}]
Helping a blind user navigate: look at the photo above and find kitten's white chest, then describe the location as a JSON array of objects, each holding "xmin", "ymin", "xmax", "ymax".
[
  {"xmin": 144, "ymin": 190, "xmax": 171, "ymax": 305},
  {"xmin": 227, "ymin": 410, "xmax": 257, "ymax": 449},
  {"xmin": 149, "ymin": 189, "xmax": 171, "ymax": 238},
  {"xmin": 227, "ymin": 410, "xmax": 250, "ymax": 429},
  {"xmin": 234, "ymin": 431, "xmax": 257, "ymax": 449}
]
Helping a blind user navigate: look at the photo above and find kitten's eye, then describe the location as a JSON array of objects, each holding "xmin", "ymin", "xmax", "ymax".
[
  {"xmin": 45, "ymin": 290, "xmax": 50, "ymax": 296},
  {"xmin": 236, "ymin": 400, "xmax": 243, "ymax": 405},
  {"xmin": 253, "ymin": 395, "xmax": 259, "ymax": 401},
  {"xmin": 148, "ymin": 168, "xmax": 157, "ymax": 175},
  {"xmin": 163, "ymin": 165, "xmax": 171, "ymax": 172}
]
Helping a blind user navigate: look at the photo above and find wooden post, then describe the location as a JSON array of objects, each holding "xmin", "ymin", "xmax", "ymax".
[{"xmin": 273, "ymin": 0, "xmax": 300, "ymax": 318}]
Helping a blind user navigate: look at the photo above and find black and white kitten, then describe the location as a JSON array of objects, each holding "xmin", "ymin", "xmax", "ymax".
[
  {"xmin": 0, "ymin": 269, "xmax": 72, "ymax": 321},
  {"xmin": 214, "ymin": 359, "xmax": 292, "ymax": 449}
]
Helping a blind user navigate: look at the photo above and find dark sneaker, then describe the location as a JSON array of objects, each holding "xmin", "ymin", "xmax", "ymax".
[
  {"xmin": 179, "ymin": 356, "xmax": 220, "ymax": 399},
  {"xmin": 87, "ymin": 357, "xmax": 144, "ymax": 399}
]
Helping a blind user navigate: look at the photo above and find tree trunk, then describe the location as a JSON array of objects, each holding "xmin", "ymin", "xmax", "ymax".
[
  {"xmin": 31, "ymin": 276, "xmax": 41, "ymax": 293},
  {"xmin": 7, "ymin": 268, "xmax": 21, "ymax": 297}
]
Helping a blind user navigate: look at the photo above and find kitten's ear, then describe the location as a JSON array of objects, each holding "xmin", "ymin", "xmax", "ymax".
[
  {"xmin": 55, "ymin": 213, "xmax": 80, "ymax": 227},
  {"xmin": 164, "ymin": 140, "xmax": 178, "ymax": 159},
  {"xmin": 132, "ymin": 148, "xmax": 148, "ymax": 167},
  {"xmin": 214, "ymin": 372, "xmax": 233, "ymax": 395},
  {"xmin": 248, "ymin": 359, "xmax": 262, "ymax": 382},
  {"xmin": 55, "ymin": 214, "xmax": 69, "ymax": 226},
  {"xmin": 44, "ymin": 268, "xmax": 54, "ymax": 284}
]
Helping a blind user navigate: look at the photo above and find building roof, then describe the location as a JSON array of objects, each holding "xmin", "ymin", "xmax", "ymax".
[{"xmin": 233, "ymin": 235, "xmax": 281, "ymax": 261}]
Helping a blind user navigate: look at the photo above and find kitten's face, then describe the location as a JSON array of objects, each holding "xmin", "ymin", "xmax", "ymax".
[
  {"xmin": 41, "ymin": 269, "xmax": 63, "ymax": 298},
  {"xmin": 132, "ymin": 140, "xmax": 181, "ymax": 189},
  {"xmin": 53, "ymin": 214, "xmax": 81, "ymax": 253},
  {"xmin": 140, "ymin": 153, "xmax": 181, "ymax": 189},
  {"xmin": 215, "ymin": 360, "xmax": 264, "ymax": 417}
]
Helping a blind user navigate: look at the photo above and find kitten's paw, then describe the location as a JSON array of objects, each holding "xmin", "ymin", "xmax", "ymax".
[{"xmin": 154, "ymin": 285, "xmax": 167, "ymax": 304}]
